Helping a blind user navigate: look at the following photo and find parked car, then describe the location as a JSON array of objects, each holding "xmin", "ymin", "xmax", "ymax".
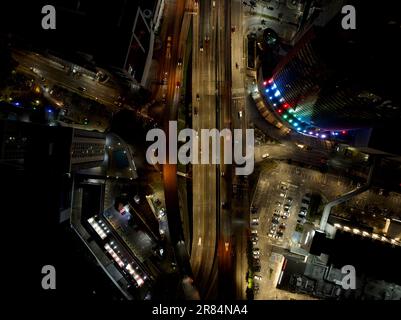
[{"xmin": 302, "ymin": 198, "xmax": 310, "ymax": 205}]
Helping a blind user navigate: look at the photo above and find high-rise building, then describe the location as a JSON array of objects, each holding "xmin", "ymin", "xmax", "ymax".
[
  {"xmin": 261, "ymin": 0, "xmax": 401, "ymax": 156},
  {"xmin": 0, "ymin": 120, "xmax": 106, "ymax": 173},
  {"xmin": 1, "ymin": 0, "xmax": 164, "ymax": 84}
]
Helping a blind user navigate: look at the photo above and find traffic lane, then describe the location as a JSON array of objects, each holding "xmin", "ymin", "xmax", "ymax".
[
  {"xmin": 192, "ymin": 0, "xmax": 221, "ymax": 293},
  {"xmin": 194, "ymin": 0, "xmax": 215, "ymax": 279},
  {"xmin": 13, "ymin": 50, "xmax": 120, "ymax": 97},
  {"xmin": 254, "ymin": 144, "xmax": 328, "ymax": 167}
]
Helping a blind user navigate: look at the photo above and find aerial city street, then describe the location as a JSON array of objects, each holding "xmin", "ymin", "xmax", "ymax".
[{"xmin": 1, "ymin": 0, "xmax": 401, "ymax": 302}]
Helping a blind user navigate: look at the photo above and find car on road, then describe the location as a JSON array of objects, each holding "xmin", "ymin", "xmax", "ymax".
[
  {"xmin": 272, "ymin": 217, "xmax": 280, "ymax": 225},
  {"xmin": 279, "ymin": 223, "xmax": 286, "ymax": 230},
  {"xmin": 276, "ymin": 201, "xmax": 282, "ymax": 207},
  {"xmin": 177, "ymin": 58, "xmax": 183, "ymax": 66},
  {"xmin": 78, "ymin": 86, "xmax": 87, "ymax": 92},
  {"xmin": 251, "ymin": 230, "xmax": 258, "ymax": 235},
  {"xmin": 196, "ymin": 93, "xmax": 200, "ymax": 101},
  {"xmin": 262, "ymin": 153, "xmax": 269, "ymax": 159},
  {"xmin": 251, "ymin": 206, "xmax": 258, "ymax": 214},
  {"xmin": 287, "ymin": 197, "xmax": 293, "ymax": 204},
  {"xmin": 298, "ymin": 213, "xmax": 306, "ymax": 219},
  {"xmin": 252, "ymin": 218, "xmax": 259, "ymax": 224},
  {"xmin": 279, "ymin": 193, "xmax": 285, "ymax": 197},
  {"xmin": 281, "ymin": 214, "xmax": 288, "ymax": 219},
  {"xmin": 254, "ymin": 265, "xmax": 261, "ymax": 272},
  {"xmin": 276, "ymin": 231, "xmax": 284, "ymax": 238},
  {"xmin": 200, "ymin": 45, "xmax": 204, "ymax": 52},
  {"xmin": 254, "ymin": 275, "xmax": 262, "ymax": 281}
]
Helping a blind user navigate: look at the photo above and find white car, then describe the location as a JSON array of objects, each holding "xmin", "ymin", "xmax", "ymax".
[
  {"xmin": 254, "ymin": 275, "xmax": 262, "ymax": 281},
  {"xmin": 262, "ymin": 153, "xmax": 269, "ymax": 159}
]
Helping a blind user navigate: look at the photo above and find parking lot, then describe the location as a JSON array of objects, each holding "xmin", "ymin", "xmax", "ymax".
[{"xmin": 248, "ymin": 162, "xmax": 350, "ymax": 299}]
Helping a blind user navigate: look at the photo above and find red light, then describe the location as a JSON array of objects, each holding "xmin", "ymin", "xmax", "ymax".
[
  {"xmin": 278, "ymin": 109, "xmax": 283, "ymax": 113},
  {"xmin": 263, "ymin": 81, "xmax": 267, "ymax": 86},
  {"xmin": 268, "ymin": 78, "xmax": 273, "ymax": 84},
  {"xmin": 283, "ymin": 103, "xmax": 290, "ymax": 109},
  {"xmin": 342, "ymin": 130, "xmax": 347, "ymax": 135}
]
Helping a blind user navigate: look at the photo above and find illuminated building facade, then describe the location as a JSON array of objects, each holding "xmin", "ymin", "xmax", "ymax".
[{"xmin": 261, "ymin": 1, "xmax": 400, "ymax": 149}]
